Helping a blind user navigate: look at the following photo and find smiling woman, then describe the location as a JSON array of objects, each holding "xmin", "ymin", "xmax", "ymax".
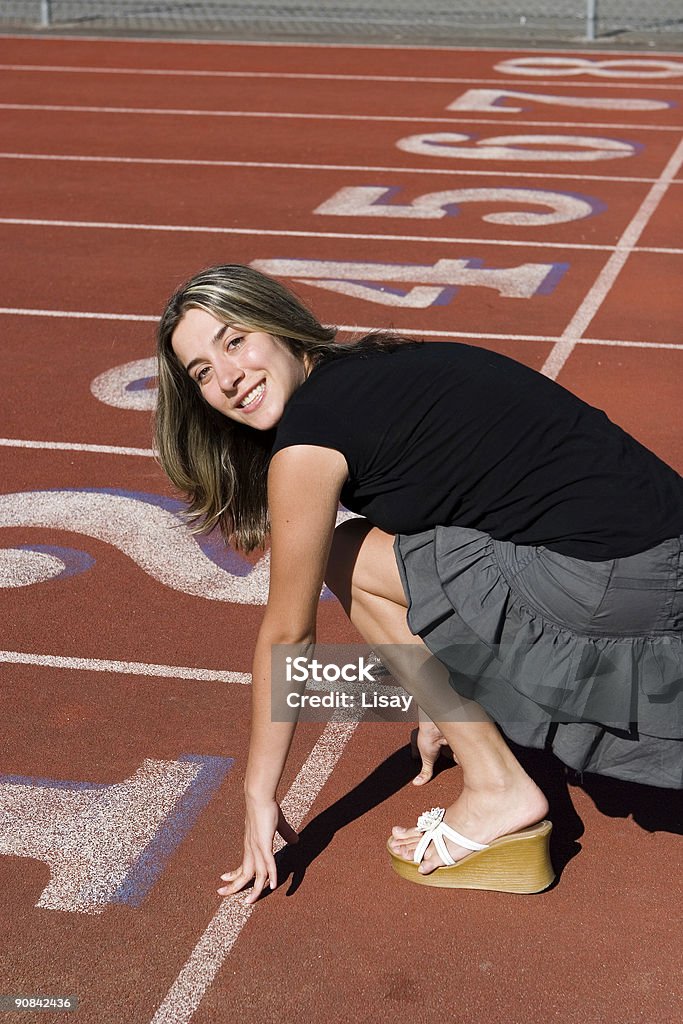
[
  {"xmin": 155, "ymin": 264, "xmax": 406, "ymax": 552},
  {"xmin": 155, "ymin": 263, "xmax": 683, "ymax": 904},
  {"xmin": 171, "ymin": 312, "xmax": 308, "ymax": 430}
]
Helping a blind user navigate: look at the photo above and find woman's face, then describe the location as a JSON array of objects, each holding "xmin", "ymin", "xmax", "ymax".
[{"xmin": 171, "ymin": 307, "xmax": 307, "ymax": 431}]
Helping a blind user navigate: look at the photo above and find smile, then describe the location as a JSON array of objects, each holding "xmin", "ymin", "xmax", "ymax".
[{"xmin": 238, "ymin": 381, "xmax": 266, "ymax": 410}]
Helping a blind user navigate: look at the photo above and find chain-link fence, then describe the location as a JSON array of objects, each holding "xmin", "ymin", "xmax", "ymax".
[{"xmin": 1, "ymin": 1, "xmax": 682, "ymax": 45}]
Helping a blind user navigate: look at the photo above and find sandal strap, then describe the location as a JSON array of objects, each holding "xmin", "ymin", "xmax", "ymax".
[{"xmin": 413, "ymin": 820, "xmax": 489, "ymax": 866}]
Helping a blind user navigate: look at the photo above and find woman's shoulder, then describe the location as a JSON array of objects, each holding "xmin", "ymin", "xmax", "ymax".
[
  {"xmin": 305, "ymin": 339, "xmax": 537, "ymax": 386},
  {"xmin": 308, "ymin": 339, "xmax": 467, "ymax": 376}
]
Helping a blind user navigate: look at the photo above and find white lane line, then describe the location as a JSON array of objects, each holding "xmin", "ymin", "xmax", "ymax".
[
  {"xmin": 0, "ymin": 311, "xmax": 680, "ymax": 351},
  {"xmin": 1, "ymin": 217, "xmax": 682, "ymax": 254},
  {"xmin": 0, "ymin": 437, "xmax": 155, "ymax": 456},
  {"xmin": 577, "ymin": 338, "xmax": 682, "ymax": 349},
  {"xmin": 0, "ymin": 101, "xmax": 677, "ymax": 131},
  {"xmin": 0, "ymin": 649, "xmax": 250, "ymax": 684},
  {"xmin": 541, "ymin": 136, "xmax": 683, "ymax": 380},
  {"xmin": 0, "ymin": 306, "xmax": 156, "ymax": 321},
  {"xmin": 0, "ymin": 58, "xmax": 681, "ymax": 85},
  {"xmin": 0, "ymin": 153, "xmax": 666, "ymax": 184},
  {"xmin": 149, "ymin": 714, "xmax": 358, "ymax": 1024}
]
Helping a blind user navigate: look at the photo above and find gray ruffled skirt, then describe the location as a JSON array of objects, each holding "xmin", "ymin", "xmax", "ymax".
[{"xmin": 394, "ymin": 528, "xmax": 683, "ymax": 789}]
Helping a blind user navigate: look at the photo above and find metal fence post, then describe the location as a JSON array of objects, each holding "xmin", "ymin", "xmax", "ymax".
[
  {"xmin": 586, "ymin": 0, "xmax": 597, "ymax": 41},
  {"xmin": 40, "ymin": 0, "xmax": 52, "ymax": 27}
]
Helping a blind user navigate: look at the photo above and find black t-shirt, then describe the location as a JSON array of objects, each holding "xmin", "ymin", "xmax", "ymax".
[{"xmin": 270, "ymin": 342, "xmax": 683, "ymax": 560}]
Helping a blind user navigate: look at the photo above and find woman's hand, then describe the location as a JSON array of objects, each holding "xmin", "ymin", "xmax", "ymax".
[
  {"xmin": 217, "ymin": 798, "xmax": 299, "ymax": 904},
  {"xmin": 410, "ymin": 717, "xmax": 455, "ymax": 786}
]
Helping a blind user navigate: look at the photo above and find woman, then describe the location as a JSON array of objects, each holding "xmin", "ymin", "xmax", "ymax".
[{"xmin": 156, "ymin": 264, "xmax": 682, "ymax": 902}]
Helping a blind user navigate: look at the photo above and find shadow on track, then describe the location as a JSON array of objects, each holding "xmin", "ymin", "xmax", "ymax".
[
  {"xmin": 272, "ymin": 738, "xmax": 666, "ymax": 897},
  {"xmin": 572, "ymin": 770, "xmax": 683, "ymax": 835}
]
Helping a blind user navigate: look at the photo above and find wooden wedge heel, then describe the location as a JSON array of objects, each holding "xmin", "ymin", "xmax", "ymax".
[{"xmin": 387, "ymin": 809, "xmax": 555, "ymax": 893}]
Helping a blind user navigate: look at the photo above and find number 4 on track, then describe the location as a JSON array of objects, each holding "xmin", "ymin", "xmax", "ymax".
[{"xmin": 251, "ymin": 258, "xmax": 568, "ymax": 308}]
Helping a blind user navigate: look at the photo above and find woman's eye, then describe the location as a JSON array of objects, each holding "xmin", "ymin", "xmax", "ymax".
[
  {"xmin": 195, "ymin": 366, "xmax": 210, "ymax": 384},
  {"xmin": 227, "ymin": 336, "xmax": 244, "ymax": 349}
]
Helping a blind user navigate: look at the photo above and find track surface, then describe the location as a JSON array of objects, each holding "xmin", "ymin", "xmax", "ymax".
[{"xmin": 0, "ymin": 34, "xmax": 681, "ymax": 1024}]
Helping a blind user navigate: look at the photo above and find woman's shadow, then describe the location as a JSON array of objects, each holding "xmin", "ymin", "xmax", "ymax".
[{"xmin": 273, "ymin": 736, "xmax": 682, "ymax": 898}]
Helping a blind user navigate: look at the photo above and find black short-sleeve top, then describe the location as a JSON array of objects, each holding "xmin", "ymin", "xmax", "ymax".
[{"xmin": 269, "ymin": 342, "xmax": 683, "ymax": 560}]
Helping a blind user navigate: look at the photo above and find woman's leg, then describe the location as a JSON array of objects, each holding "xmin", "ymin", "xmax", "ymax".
[{"xmin": 325, "ymin": 519, "xmax": 548, "ymax": 873}]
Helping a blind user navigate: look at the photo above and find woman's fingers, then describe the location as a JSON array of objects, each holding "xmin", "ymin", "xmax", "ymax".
[
  {"xmin": 217, "ymin": 847, "xmax": 279, "ymax": 901},
  {"xmin": 412, "ymin": 759, "xmax": 436, "ymax": 786},
  {"xmin": 410, "ymin": 725, "xmax": 456, "ymax": 785},
  {"xmin": 262, "ymin": 849, "xmax": 277, "ymax": 896},
  {"xmin": 411, "ymin": 728, "xmax": 441, "ymax": 785},
  {"xmin": 217, "ymin": 865, "xmax": 252, "ymax": 896},
  {"xmin": 247, "ymin": 870, "xmax": 271, "ymax": 904},
  {"xmin": 217, "ymin": 863, "xmax": 270, "ymax": 901},
  {"xmin": 217, "ymin": 802, "xmax": 297, "ymax": 900}
]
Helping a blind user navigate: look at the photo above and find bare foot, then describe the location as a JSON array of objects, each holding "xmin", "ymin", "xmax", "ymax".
[{"xmin": 389, "ymin": 777, "xmax": 549, "ymax": 874}]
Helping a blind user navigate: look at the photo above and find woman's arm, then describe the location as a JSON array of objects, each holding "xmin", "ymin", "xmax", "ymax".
[{"xmin": 218, "ymin": 444, "xmax": 348, "ymax": 902}]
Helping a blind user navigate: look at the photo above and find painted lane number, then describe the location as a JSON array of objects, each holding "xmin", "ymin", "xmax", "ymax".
[
  {"xmin": 251, "ymin": 257, "xmax": 567, "ymax": 308},
  {"xmin": 395, "ymin": 132, "xmax": 638, "ymax": 161},
  {"xmin": 315, "ymin": 186, "xmax": 601, "ymax": 224},
  {"xmin": 446, "ymin": 88, "xmax": 672, "ymax": 113},
  {"xmin": 493, "ymin": 56, "xmax": 683, "ymax": 79}
]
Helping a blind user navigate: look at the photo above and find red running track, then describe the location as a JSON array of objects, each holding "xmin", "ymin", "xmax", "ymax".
[{"xmin": 0, "ymin": 33, "xmax": 681, "ymax": 1024}]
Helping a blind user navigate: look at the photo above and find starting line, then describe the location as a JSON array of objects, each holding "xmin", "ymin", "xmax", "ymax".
[
  {"xmin": 150, "ymin": 715, "xmax": 359, "ymax": 1024},
  {"xmin": 0, "ymin": 649, "xmax": 250, "ymax": 684}
]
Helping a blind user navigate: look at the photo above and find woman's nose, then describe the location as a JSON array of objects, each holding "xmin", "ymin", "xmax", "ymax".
[{"xmin": 217, "ymin": 357, "xmax": 244, "ymax": 392}]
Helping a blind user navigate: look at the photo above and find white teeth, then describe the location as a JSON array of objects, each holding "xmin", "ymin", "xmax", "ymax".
[{"xmin": 239, "ymin": 382, "xmax": 265, "ymax": 408}]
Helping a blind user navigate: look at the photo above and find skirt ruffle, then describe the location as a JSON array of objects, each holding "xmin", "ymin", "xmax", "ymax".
[{"xmin": 395, "ymin": 527, "xmax": 683, "ymax": 789}]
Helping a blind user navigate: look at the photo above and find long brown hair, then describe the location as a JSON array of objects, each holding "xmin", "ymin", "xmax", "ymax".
[{"xmin": 155, "ymin": 264, "xmax": 415, "ymax": 551}]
